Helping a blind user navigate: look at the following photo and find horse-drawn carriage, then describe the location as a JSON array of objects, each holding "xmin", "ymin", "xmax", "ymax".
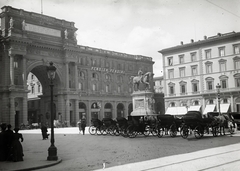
[
  {"xmin": 180, "ymin": 111, "xmax": 210, "ymax": 139},
  {"xmin": 157, "ymin": 114, "xmax": 180, "ymax": 138}
]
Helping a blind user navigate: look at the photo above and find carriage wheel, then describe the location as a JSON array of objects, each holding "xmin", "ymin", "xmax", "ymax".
[
  {"xmin": 113, "ymin": 126, "xmax": 120, "ymax": 136},
  {"xmin": 107, "ymin": 125, "xmax": 115, "ymax": 136},
  {"xmin": 169, "ymin": 124, "xmax": 177, "ymax": 137},
  {"xmin": 151, "ymin": 126, "xmax": 158, "ymax": 136},
  {"xmin": 229, "ymin": 125, "xmax": 234, "ymax": 134},
  {"xmin": 180, "ymin": 125, "xmax": 189, "ymax": 139},
  {"xmin": 194, "ymin": 126, "xmax": 203, "ymax": 139},
  {"xmin": 96, "ymin": 127, "xmax": 102, "ymax": 135},
  {"xmin": 212, "ymin": 126, "xmax": 220, "ymax": 137},
  {"xmin": 143, "ymin": 125, "xmax": 150, "ymax": 137},
  {"xmin": 127, "ymin": 125, "xmax": 137, "ymax": 138},
  {"xmin": 100, "ymin": 125, "xmax": 108, "ymax": 135},
  {"xmin": 89, "ymin": 126, "xmax": 96, "ymax": 135},
  {"xmin": 157, "ymin": 127, "xmax": 164, "ymax": 138}
]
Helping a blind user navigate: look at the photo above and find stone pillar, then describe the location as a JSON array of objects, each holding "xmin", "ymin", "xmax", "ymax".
[
  {"xmin": 22, "ymin": 96, "xmax": 28, "ymax": 125},
  {"xmin": 75, "ymin": 99, "xmax": 79, "ymax": 122},
  {"xmin": 9, "ymin": 97, "xmax": 15, "ymax": 126},
  {"xmin": 113, "ymin": 101, "xmax": 117, "ymax": 119},
  {"xmin": 88, "ymin": 101, "xmax": 91, "ymax": 124},
  {"xmin": 75, "ymin": 63, "xmax": 78, "ymax": 89},
  {"xmin": 65, "ymin": 63, "xmax": 69, "ymax": 89},
  {"xmin": 57, "ymin": 95, "xmax": 64, "ymax": 120},
  {"xmin": 65, "ymin": 99, "xmax": 70, "ymax": 126},
  {"xmin": 230, "ymin": 95, "xmax": 234, "ymax": 112},
  {"xmin": 9, "ymin": 54, "xmax": 14, "ymax": 85},
  {"xmin": 22, "ymin": 57, "xmax": 27, "ymax": 88}
]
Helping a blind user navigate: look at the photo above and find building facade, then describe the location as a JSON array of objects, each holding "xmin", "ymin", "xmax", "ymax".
[
  {"xmin": 0, "ymin": 6, "xmax": 154, "ymax": 127},
  {"xmin": 153, "ymin": 76, "xmax": 165, "ymax": 115},
  {"xmin": 159, "ymin": 32, "xmax": 240, "ymax": 116}
]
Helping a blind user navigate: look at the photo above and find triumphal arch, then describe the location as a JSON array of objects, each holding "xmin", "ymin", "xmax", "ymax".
[{"xmin": 0, "ymin": 6, "xmax": 155, "ymax": 127}]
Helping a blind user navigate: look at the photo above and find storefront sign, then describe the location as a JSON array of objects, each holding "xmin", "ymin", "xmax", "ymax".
[{"xmin": 91, "ymin": 67, "xmax": 125, "ymax": 74}]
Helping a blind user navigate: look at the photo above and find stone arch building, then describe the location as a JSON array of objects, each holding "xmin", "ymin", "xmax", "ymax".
[{"xmin": 0, "ymin": 6, "xmax": 154, "ymax": 127}]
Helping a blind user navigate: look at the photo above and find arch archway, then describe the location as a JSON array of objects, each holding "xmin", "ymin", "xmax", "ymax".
[
  {"xmin": 104, "ymin": 103, "xmax": 113, "ymax": 118},
  {"xmin": 117, "ymin": 103, "xmax": 124, "ymax": 118}
]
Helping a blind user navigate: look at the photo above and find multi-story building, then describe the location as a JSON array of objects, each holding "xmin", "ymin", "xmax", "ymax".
[
  {"xmin": 0, "ymin": 6, "xmax": 154, "ymax": 127},
  {"xmin": 153, "ymin": 76, "xmax": 165, "ymax": 115},
  {"xmin": 159, "ymin": 31, "xmax": 240, "ymax": 116}
]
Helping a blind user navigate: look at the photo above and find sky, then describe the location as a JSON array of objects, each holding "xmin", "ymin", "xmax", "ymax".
[{"xmin": 1, "ymin": 0, "xmax": 240, "ymax": 77}]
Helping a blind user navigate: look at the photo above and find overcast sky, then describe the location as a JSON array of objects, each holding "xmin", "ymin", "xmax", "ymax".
[{"xmin": 1, "ymin": 0, "xmax": 240, "ymax": 76}]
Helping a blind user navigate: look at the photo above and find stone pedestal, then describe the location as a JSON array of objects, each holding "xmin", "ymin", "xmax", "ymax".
[{"xmin": 130, "ymin": 90, "xmax": 155, "ymax": 116}]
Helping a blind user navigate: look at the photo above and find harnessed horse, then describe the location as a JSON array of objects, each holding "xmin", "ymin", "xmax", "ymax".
[{"xmin": 130, "ymin": 72, "xmax": 152, "ymax": 91}]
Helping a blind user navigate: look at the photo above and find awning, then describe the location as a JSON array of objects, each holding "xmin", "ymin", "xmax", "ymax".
[
  {"xmin": 203, "ymin": 105, "xmax": 216, "ymax": 115},
  {"xmin": 165, "ymin": 107, "xmax": 187, "ymax": 115},
  {"xmin": 220, "ymin": 104, "xmax": 230, "ymax": 113},
  {"xmin": 188, "ymin": 106, "xmax": 201, "ymax": 112}
]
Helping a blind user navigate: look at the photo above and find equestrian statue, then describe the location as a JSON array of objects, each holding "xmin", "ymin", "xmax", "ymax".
[{"xmin": 130, "ymin": 70, "xmax": 152, "ymax": 91}]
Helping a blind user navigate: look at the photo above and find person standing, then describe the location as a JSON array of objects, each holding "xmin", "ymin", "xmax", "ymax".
[
  {"xmin": 81, "ymin": 116, "xmax": 86, "ymax": 135},
  {"xmin": 12, "ymin": 128, "xmax": 24, "ymax": 162}
]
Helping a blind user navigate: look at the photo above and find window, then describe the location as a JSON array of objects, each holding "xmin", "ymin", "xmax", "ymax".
[
  {"xmin": 168, "ymin": 57, "xmax": 173, "ymax": 66},
  {"xmin": 179, "ymin": 55, "xmax": 184, "ymax": 64},
  {"xmin": 191, "ymin": 52, "xmax": 197, "ymax": 62},
  {"xmin": 234, "ymin": 45, "xmax": 240, "ymax": 54},
  {"xmin": 31, "ymin": 86, "xmax": 34, "ymax": 94},
  {"xmin": 169, "ymin": 86, "xmax": 174, "ymax": 95},
  {"xmin": 221, "ymin": 80, "xmax": 227, "ymax": 89},
  {"xmin": 236, "ymin": 77, "xmax": 240, "ymax": 87},
  {"xmin": 233, "ymin": 56, "xmax": 240, "ymax": 70},
  {"xmin": 205, "ymin": 49, "xmax": 211, "ymax": 59},
  {"xmin": 205, "ymin": 61, "xmax": 213, "ymax": 74},
  {"xmin": 92, "ymin": 59, "xmax": 96, "ymax": 66},
  {"xmin": 117, "ymin": 86, "xmax": 121, "ymax": 93},
  {"xmin": 79, "ymin": 82, "xmax": 83, "ymax": 90},
  {"xmin": 209, "ymin": 99, "xmax": 214, "ymax": 104},
  {"xmin": 192, "ymin": 83, "xmax": 198, "ymax": 92},
  {"xmin": 106, "ymin": 85, "xmax": 109, "ymax": 93},
  {"xmin": 219, "ymin": 59, "xmax": 227, "ymax": 72},
  {"xmin": 105, "ymin": 74, "xmax": 110, "ymax": 80},
  {"xmin": 92, "ymin": 73, "xmax": 98, "ymax": 79},
  {"xmin": 179, "ymin": 67, "xmax": 185, "ymax": 77},
  {"xmin": 194, "ymin": 101, "xmax": 199, "ymax": 105},
  {"xmin": 207, "ymin": 81, "xmax": 213, "ymax": 90},
  {"xmin": 219, "ymin": 47, "xmax": 225, "ymax": 57},
  {"xmin": 79, "ymin": 71, "xmax": 85, "ymax": 79},
  {"xmin": 14, "ymin": 61, "xmax": 18, "ymax": 68},
  {"xmin": 170, "ymin": 102, "xmax": 175, "ymax": 107},
  {"xmin": 92, "ymin": 84, "xmax": 96, "ymax": 91},
  {"xmin": 223, "ymin": 99, "xmax": 228, "ymax": 103},
  {"xmin": 181, "ymin": 85, "xmax": 186, "ymax": 94},
  {"xmin": 38, "ymin": 85, "xmax": 41, "ymax": 93},
  {"xmin": 168, "ymin": 82, "xmax": 175, "ymax": 95},
  {"xmin": 168, "ymin": 69, "xmax": 174, "ymax": 79},
  {"xmin": 191, "ymin": 65, "xmax": 198, "ymax": 76}
]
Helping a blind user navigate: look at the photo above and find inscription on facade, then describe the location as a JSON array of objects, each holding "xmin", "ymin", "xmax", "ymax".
[
  {"xmin": 91, "ymin": 67, "xmax": 125, "ymax": 74},
  {"xmin": 25, "ymin": 23, "xmax": 61, "ymax": 37}
]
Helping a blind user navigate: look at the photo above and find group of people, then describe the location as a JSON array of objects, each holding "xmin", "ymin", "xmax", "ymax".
[
  {"xmin": 0, "ymin": 123, "xmax": 24, "ymax": 162},
  {"xmin": 77, "ymin": 116, "xmax": 87, "ymax": 135}
]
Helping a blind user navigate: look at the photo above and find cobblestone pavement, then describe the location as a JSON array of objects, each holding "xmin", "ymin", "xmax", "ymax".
[{"xmin": 1, "ymin": 127, "xmax": 240, "ymax": 171}]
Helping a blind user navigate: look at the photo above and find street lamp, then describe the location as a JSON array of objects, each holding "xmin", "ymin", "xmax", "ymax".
[
  {"xmin": 216, "ymin": 83, "xmax": 221, "ymax": 116},
  {"xmin": 46, "ymin": 61, "xmax": 58, "ymax": 161}
]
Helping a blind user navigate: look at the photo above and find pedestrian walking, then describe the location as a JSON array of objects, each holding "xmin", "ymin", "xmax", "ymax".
[
  {"xmin": 41, "ymin": 124, "xmax": 49, "ymax": 140},
  {"xmin": 77, "ymin": 119, "xmax": 81, "ymax": 134},
  {"xmin": 81, "ymin": 116, "xmax": 86, "ymax": 135}
]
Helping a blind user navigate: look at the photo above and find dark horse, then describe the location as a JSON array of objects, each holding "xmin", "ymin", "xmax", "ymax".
[{"xmin": 130, "ymin": 72, "xmax": 152, "ymax": 91}]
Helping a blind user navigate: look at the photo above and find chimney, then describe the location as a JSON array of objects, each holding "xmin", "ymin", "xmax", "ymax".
[
  {"xmin": 180, "ymin": 41, "xmax": 183, "ymax": 45},
  {"xmin": 217, "ymin": 33, "xmax": 221, "ymax": 37},
  {"xmin": 191, "ymin": 39, "xmax": 194, "ymax": 43},
  {"xmin": 204, "ymin": 36, "xmax": 207, "ymax": 40}
]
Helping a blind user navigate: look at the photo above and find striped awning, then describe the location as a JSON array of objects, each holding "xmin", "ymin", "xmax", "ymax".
[
  {"xmin": 188, "ymin": 106, "xmax": 201, "ymax": 112},
  {"xmin": 203, "ymin": 105, "xmax": 216, "ymax": 115},
  {"xmin": 165, "ymin": 107, "xmax": 187, "ymax": 115}
]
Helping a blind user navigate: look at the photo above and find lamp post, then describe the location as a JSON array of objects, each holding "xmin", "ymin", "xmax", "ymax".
[
  {"xmin": 216, "ymin": 83, "xmax": 221, "ymax": 116},
  {"xmin": 46, "ymin": 62, "xmax": 58, "ymax": 161}
]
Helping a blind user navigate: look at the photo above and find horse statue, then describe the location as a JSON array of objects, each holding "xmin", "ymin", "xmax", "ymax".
[{"xmin": 130, "ymin": 71, "xmax": 152, "ymax": 91}]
